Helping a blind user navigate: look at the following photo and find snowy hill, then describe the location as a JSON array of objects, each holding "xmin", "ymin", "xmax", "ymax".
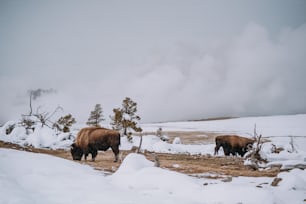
[{"xmin": 1, "ymin": 149, "xmax": 305, "ymax": 204}]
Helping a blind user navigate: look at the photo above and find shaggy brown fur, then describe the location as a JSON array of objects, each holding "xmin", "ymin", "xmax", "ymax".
[
  {"xmin": 71, "ymin": 127, "xmax": 120, "ymax": 162},
  {"xmin": 214, "ymin": 135, "xmax": 254, "ymax": 157}
]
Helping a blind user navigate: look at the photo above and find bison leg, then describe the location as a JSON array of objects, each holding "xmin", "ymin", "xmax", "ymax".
[
  {"xmin": 214, "ymin": 145, "xmax": 220, "ymax": 155},
  {"xmin": 236, "ymin": 147, "xmax": 243, "ymax": 157},
  {"xmin": 230, "ymin": 147, "xmax": 237, "ymax": 156},
  {"xmin": 231, "ymin": 151, "xmax": 237, "ymax": 156},
  {"xmin": 84, "ymin": 153, "xmax": 89, "ymax": 161},
  {"xmin": 91, "ymin": 149, "xmax": 98, "ymax": 161},
  {"xmin": 232, "ymin": 146, "xmax": 245, "ymax": 157},
  {"xmin": 111, "ymin": 146, "xmax": 119, "ymax": 162},
  {"xmin": 87, "ymin": 144, "xmax": 98, "ymax": 162},
  {"xmin": 83, "ymin": 149, "xmax": 90, "ymax": 161},
  {"xmin": 223, "ymin": 148, "xmax": 231, "ymax": 156},
  {"xmin": 214, "ymin": 140, "xmax": 222, "ymax": 155},
  {"xmin": 223, "ymin": 144, "xmax": 231, "ymax": 156}
]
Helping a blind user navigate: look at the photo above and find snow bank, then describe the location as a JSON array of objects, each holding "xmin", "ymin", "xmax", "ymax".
[
  {"xmin": 0, "ymin": 148, "xmax": 110, "ymax": 204},
  {"xmin": 0, "ymin": 121, "xmax": 75, "ymax": 149},
  {"xmin": 260, "ymin": 136, "xmax": 306, "ymax": 170},
  {"xmin": 142, "ymin": 114, "xmax": 306, "ymax": 137},
  {"xmin": 1, "ymin": 149, "xmax": 306, "ymax": 204},
  {"xmin": 110, "ymin": 153, "xmax": 202, "ymax": 202}
]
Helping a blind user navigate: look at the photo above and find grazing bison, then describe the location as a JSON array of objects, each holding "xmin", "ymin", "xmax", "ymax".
[
  {"xmin": 214, "ymin": 135, "xmax": 254, "ymax": 157},
  {"xmin": 71, "ymin": 127, "xmax": 120, "ymax": 162}
]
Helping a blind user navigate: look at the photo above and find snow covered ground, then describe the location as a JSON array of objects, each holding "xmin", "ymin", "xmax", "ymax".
[
  {"xmin": 1, "ymin": 114, "xmax": 305, "ymax": 151},
  {"xmin": 1, "ymin": 114, "xmax": 306, "ymax": 169},
  {"xmin": 1, "ymin": 114, "xmax": 306, "ymax": 203},
  {"xmin": 141, "ymin": 114, "xmax": 306, "ymax": 137},
  {"xmin": 1, "ymin": 149, "xmax": 306, "ymax": 204}
]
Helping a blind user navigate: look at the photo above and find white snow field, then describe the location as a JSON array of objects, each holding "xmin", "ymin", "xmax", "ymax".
[
  {"xmin": 1, "ymin": 114, "xmax": 306, "ymax": 203},
  {"xmin": 1, "ymin": 149, "xmax": 306, "ymax": 204},
  {"xmin": 141, "ymin": 114, "xmax": 306, "ymax": 136}
]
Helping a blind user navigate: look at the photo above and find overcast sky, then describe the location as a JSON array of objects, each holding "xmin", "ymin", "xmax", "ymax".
[{"xmin": 1, "ymin": 0, "xmax": 306, "ymax": 124}]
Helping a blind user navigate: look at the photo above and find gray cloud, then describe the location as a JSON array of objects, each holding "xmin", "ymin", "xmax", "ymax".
[
  {"xmin": 125, "ymin": 23, "xmax": 306, "ymax": 122},
  {"xmin": 1, "ymin": 0, "xmax": 306, "ymax": 124}
]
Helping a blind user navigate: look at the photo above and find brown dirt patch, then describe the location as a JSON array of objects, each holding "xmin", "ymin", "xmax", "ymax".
[{"xmin": 0, "ymin": 139, "xmax": 280, "ymax": 178}]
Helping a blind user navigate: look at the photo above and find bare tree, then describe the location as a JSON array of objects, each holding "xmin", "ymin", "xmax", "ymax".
[
  {"xmin": 27, "ymin": 89, "xmax": 56, "ymax": 116},
  {"xmin": 245, "ymin": 124, "xmax": 267, "ymax": 170},
  {"xmin": 288, "ymin": 136, "xmax": 297, "ymax": 153},
  {"xmin": 33, "ymin": 105, "xmax": 63, "ymax": 128}
]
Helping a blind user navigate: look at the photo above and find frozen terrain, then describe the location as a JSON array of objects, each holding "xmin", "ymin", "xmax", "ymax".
[
  {"xmin": 141, "ymin": 114, "xmax": 306, "ymax": 136},
  {"xmin": 1, "ymin": 114, "xmax": 306, "ymax": 203},
  {"xmin": 1, "ymin": 149, "xmax": 306, "ymax": 204}
]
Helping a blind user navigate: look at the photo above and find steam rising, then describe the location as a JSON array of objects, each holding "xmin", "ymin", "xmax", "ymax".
[{"xmin": 1, "ymin": 1, "xmax": 306, "ymax": 124}]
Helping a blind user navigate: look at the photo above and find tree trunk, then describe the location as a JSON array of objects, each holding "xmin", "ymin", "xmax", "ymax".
[
  {"xmin": 29, "ymin": 92, "xmax": 33, "ymax": 115},
  {"xmin": 137, "ymin": 134, "xmax": 143, "ymax": 153}
]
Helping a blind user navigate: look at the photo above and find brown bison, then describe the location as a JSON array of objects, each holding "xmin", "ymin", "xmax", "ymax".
[
  {"xmin": 214, "ymin": 135, "xmax": 254, "ymax": 157},
  {"xmin": 71, "ymin": 127, "xmax": 120, "ymax": 162}
]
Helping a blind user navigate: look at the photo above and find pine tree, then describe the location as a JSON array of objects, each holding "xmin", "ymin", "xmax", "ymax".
[
  {"xmin": 110, "ymin": 97, "xmax": 142, "ymax": 142},
  {"xmin": 87, "ymin": 104, "xmax": 104, "ymax": 127},
  {"xmin": 110, "ymin": 108, "xmax": 123, "ymax": 130},
  {"xmin": 53, "ymin": 114, "xmax": 76, "ymax": 132}
]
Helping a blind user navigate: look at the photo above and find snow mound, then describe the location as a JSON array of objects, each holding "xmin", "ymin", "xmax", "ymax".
[
  {"xmin": 278, "ymin": 169, "xmax": 306, "ymax": 191},
  {"xmin": 0, "ymin": 121, "xmax": 75, "ymax": 149},
  {"xmin": 110, "ymin": 153, "xmax": 201, "ymax": 200},
  {"xmin": 172, "ymin": 137, "xmax": 181, "ymax": 144},
  {"xmin": 114, "ymin": 153, "xmax": 154, "ymax": 174}
]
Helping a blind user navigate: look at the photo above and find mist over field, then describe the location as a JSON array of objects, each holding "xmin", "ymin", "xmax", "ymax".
[{"xmin": 1, "ymin": 0, "xmax": 306, "ymax": 124}]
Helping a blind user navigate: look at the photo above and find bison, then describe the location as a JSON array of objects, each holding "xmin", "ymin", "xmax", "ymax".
[
  {"xmin": 214, "ymin": 135, "xmax": 254, "ymax": 157},
  {"xmin": 71, "ymin": 127, "xmax": 120, "ymax": 162}
]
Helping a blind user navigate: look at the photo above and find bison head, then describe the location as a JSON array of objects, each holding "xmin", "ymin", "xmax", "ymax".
[
  {"xmin": 241, "ymin": 143, "xmax": 254, "ymax": 157},
  {"xmin": 70, "ymin": 143, "xmax": 83, "ymax": 160}
]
